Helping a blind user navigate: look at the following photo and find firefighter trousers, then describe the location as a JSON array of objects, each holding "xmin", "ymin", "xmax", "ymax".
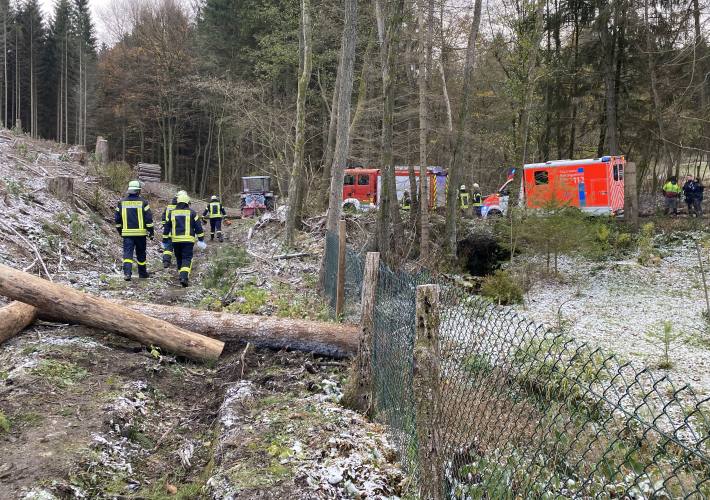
[
  {"xmin": 162, "ymin": 238, "xmax": 173, "ymax": 266},
  {"xmin": 123, "ymin": 236, "xmax": 148, "ymax": 278},
  {"xmin": 173, "ymin": 242, "xmax": 194, "ymax": 282},
  {"xmin": 209, "ymin": 218, "xmax": 223, "ymax": 241}
]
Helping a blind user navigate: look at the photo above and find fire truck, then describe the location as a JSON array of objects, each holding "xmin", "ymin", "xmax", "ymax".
[
  {"xmin": 481, "ymin": 156, "xmax": 626, "ymax": 217},
  {"xmin": 341, "ymin": 167, "xmax": 447, "ymax": 211}
]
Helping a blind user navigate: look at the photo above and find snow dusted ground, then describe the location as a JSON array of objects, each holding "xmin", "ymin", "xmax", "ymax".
[{"xmin": 519, "ymin": 235, "xmax": 710, "ymax": 398}]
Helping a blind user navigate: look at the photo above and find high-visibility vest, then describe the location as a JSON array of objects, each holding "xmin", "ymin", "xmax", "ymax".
[
  {"xmin": 401, "ymin": 197, "xmax": 411, "ymax": 210},
  {"xmin": 473, "ymin": 192, "xmax": 482, "ymax": 206},
  {"xmin": 208, "ymin": 202, "xmax": 224, "ymax": 219},
  {"xmin": 459, "ymin": 192, "xmax": 470, "ymax": 209},
  {"xmin": 167, "ymin": 208, "xmax": 205, "ymax": 243},
  {"xmin": 663, "ymin": 182, "xmax": 681, "ymax": 197},
  {"xmin": 115, "ymin": 195, "xmax": 153, "ymax": 237}
]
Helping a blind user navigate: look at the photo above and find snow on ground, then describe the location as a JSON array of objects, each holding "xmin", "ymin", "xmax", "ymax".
[{"xmin": 518, "ymin": 235, "xmax": 710, "ymax": 398}]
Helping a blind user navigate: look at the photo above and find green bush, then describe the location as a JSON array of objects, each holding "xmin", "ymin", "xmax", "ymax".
[
  {"xmin": 226, "ymin": 285, "xmax": 268, "ymax": 314},
  {"xmin": 100, "ymin": 161, "xmax": 134, "ymax": 193},
  {"xmin": 203, "ymin": 246, "xmax": 251, "ymax": 293},
  {"xmin": 481, "ymin": 270, "xmax": 524, "ymax": 305}
]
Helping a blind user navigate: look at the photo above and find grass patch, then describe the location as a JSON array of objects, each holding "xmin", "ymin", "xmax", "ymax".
[
  {"xmin": 203, "ymin": 246, "xmax": 251, "ymax": 294},
  {"xmin": 32, "ymin": 359, "xmax": 88, "ymax": 388},
  {"xmin": 225, "ymin": 285, "xmax": 268, "ymax": 314},
  {"xmin": 0, "ymin": 410, "xmax": 10, "ymax": 433}
]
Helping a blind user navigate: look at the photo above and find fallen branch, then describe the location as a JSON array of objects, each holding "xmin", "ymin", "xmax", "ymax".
[
  {"xmin": 0, "ymin": 264, "xmax": 224, "ymax": 362},
  {"xmin": 272, "ymin": 252, "xmax": 312, "ymax": 260},
  {"xmin": 0, "ymin": 221, "xmax": 52, "ymax": 281}
]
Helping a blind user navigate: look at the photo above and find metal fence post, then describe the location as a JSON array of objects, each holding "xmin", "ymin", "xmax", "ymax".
[
  {"xmin": 414, "ymin": 284, "xmax": 443, "ymax": 500},
  {"xmin": 335, "ymin": 220, "xmax": 346, "ymax": 317}
]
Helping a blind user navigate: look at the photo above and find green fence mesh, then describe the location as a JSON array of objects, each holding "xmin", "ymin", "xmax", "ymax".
[{"xmin": 322, "ymin": 231, "xmax": 710, "ymax": 498}]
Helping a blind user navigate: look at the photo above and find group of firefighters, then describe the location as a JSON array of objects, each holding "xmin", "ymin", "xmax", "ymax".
[
  {"xmin": 401, "ymin": 184, "xmax": 484, "ymax": 216},
  {"xmin": 114, "ymin": 181, "xmax": 226, "ymax": 287},
  {"xmin": 661, "ymin": 176, "xmax": 705, "ymax": 217}
]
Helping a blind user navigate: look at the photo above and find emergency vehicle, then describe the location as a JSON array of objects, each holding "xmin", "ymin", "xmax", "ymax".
[
  {"xmin": 481, "ymin": 156, "xmax": 626, "ymax": 217},
  {"xmin": 342, "ymin": 167, "xmax": 447, "ymax": 211}
]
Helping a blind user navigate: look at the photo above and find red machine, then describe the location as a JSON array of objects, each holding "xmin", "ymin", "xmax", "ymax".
[{"xmin": 341, "ymin": 167, "xmax": 439, "ymax": 210}]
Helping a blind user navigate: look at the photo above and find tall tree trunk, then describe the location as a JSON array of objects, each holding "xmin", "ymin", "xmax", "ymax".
[
  {"xmin": 286, "ymin": 0, "xmax": 313, "ymax": 247},
  {"xmin": 417, "ymin": 0, "xmax": 431, "ymax": 262},
  {"xmin": 519, "ymin": 0, "xmax": 546, "ymax": 166},
  {"xmin": 444, "ymin": 0, "xmax": 482, "ymax": 257},
  {"xmin": 319, "ymin": 55, "xmax": 341, "ymax": 210},
  {"xmin": 324, "ymin": 0, "xmax": 358, "ymax": 234}
]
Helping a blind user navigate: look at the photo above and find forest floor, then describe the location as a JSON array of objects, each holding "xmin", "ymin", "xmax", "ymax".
[{"xmin": 0, "ymin": 132, "xmax": 405, "ymax": 499}]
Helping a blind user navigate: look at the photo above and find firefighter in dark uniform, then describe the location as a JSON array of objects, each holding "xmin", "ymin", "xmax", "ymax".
[
  {"xmin": 203, "ymin": 195, "xmax": 226, "ymax": 242},
  {"xmin": 161, "ymin": 196, "xmax": 177, "ymax": 268},
  {"xmin": 459, "ymin": 185, "xmax": 471, "ymax": 214},
  {"xmin": 401, "ymin": 190, "xmax": 411, "ymax": 210},
  {"xmin": 472, "ymin": 183, "xmax": 483, "ymax": 218},
  {"xmin": 164, "ymin": 192, "xmax": 206, "ymax": 287},
  {"xmin": 115, "ymin": 180, "xmax": 154, "ymax": 281}
]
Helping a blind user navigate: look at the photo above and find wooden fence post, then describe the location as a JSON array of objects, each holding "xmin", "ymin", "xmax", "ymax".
[
  {"xmin": 624, "ymin": 162, "xmax": 639, "ymax": 229},
  {"xmin": 335, "ymin": 219, "xmax": 346, "ymax": 317},
  {"xmin": 343, "ymin": 252, "xmax": 380, "ymax": 413},
  {"xmin": 414, "ymin": 284, "xmax": 444, "ymax": 500}
]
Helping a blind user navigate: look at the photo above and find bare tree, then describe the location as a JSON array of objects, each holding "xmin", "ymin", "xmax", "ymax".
[
  {"xmin": 285, "ymin": 0, "xmax": 313, "ymax": 247},
  {"xmin": 445, "ymin": 0, "xmax": 482, "ymax": 257},
  {"xmin": 416, "ymin": 0, "xmax": 432, "ymax": 262},
  {"xmin": 325, "ymin": 0, "xmax": 358, "ymax": 234}
]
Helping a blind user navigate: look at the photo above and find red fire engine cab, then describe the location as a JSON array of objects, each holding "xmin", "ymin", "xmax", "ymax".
[
  {"xmin": 482, "ymin": 156, "xmax": 626, "ymax": 217},
  {"xmin": 341, "ymin": 167, "xmax": 442, "ymax": 211}
]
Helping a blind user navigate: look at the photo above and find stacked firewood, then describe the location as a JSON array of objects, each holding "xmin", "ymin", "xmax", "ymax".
[{"xmin": 136, "ymin": 163, "xmax": 161, "ymax": 183}]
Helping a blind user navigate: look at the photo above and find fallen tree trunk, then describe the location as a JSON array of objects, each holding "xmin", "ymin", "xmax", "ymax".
[
  {"xmin": 0, "ymin": 264, "xmax": 224, "ymax": 362},
  {"xmin": 0, "ymin": 301, "xmax": 38, "ymax": 345},
  {"xmin": 112, "ymin": 300, "xmax": 358, "ymax": 358}
]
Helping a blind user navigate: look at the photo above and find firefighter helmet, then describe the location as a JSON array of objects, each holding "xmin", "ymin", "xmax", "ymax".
[
  {"xmin": 127, "ymin": 180, "xmax": 142, "ymax": 193},
  {"xmin": 177, "ymin": 193, "xmax": 191, "ymax": 205},
  {"xmin": 460, "ymin": 185, "xmax": 466, "ymax": 191},
  {"xmin": 211, "ymin": 195, "xmax": 218, "ymax": 201},
  {"xmin": 473, "ymin": 183, "xmax": 480, "ymax": 189}
]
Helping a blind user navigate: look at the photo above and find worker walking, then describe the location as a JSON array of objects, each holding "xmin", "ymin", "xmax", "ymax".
[
  {"xmin": 115, "ymin": 180, "xmax": 154, "ymax": 281},
  {"xmin": 472, "ymin": 183, "xmax": 483, "ymax": 218},
  {"xmin": 662, "ymin": 176, "xmax": 682, "ymax": 216},
  {"xmin": 459, "ymin": 185, "xmax": 470, "ymax": 215},
  {"xmin": 161, "ymin": 196, "xmax": 177, "ymax": 268},
  {"xmin": 203, "ymin": 195, "xmax": 226, "ymax": 242},
  {"xmin": 164, "ymin": 192, "xmax": 206, "ymax": 287}
]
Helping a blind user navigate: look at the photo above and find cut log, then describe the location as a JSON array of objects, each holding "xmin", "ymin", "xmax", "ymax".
[
  {"xmin": 0, "ymin": 264, "xmax": 224, "ymax": 362},
  {"xmin": 112, "ymin": 300, "xmax": 358, "ymax": 358},
  {"xmin": 0, "ymin": 301, "xmax": 38, "ymax": 345},
  {"xmin": 95, "ymin": 136, "xmax": 109, "ymax": 165},
  {"xmin": 47, "ymin": 176, "xmax": 75, "ymax": 207}
]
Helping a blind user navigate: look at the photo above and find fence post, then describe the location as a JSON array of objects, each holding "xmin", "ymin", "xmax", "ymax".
[
  {"xmin": 414, "ymin": 284, "xmax": 444, "ymax": 500},
  {"xmin": 335, "ymin": 219, "xmax": 346, "ymax": 317},
  {"xmin": 624, "ymin": 162, "xmax": 639, "ymax": 229},
  {"xmin": 343, "ymin": 252, "xmax": 380, "ymax": 413}
]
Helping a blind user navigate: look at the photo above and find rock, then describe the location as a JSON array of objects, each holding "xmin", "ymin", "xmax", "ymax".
[
  {"xmin": 165, "ymin": 483, "xmax": 178, "ymax": 495},
  {"xmin": 325, "ymin": 465, "xmax": 343, "ymax": 485}
]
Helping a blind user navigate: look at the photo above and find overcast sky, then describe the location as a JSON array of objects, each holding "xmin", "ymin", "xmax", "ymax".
[{"xmin": 38, "ymin": 0, "xmax": 114, "ymax": 46}]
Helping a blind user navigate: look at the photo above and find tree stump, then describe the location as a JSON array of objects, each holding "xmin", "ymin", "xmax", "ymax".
[
  {"xmin": 95, "ymin": 136, "xmax": 109, "ymax": 165},
  {"xmin": 47, "ymin": 176, "xmax": 75, "ymax": 208}
]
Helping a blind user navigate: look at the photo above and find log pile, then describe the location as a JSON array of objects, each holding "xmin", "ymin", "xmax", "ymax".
[{"xmin": 136, "ymin": 163, "xmax": 161, "ymax": 183}]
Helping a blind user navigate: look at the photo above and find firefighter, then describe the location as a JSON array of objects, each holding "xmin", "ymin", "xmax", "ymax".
[
  {"xmin": 662, "ymin": 176, "xmax": 682, "ymax": 216},
  {"xmin": 459, "ymin": 185, "xmax": 470, "ymax": 213},
  {"xmin": 472, "ymin": 183, "xmax": 483, "ymax": 218},
  {"xmin": 683, "ymin": 177, "xmax": 704, "ymax": 217},
  {"xmin": 115, "ymin": 180, "xmax": 154, "ymax": 281},
  {"xmin": 164, "ymin": 192, "xmax": 206, "ymax": 287},
  {"xmin": 161, "ymin": 196, "xmax": 177, "ymax": 268},
  {"xmin": 401, "ymin": 190, "xmax": 411, "ymax": 210},
  {"xmin": 203, "ymin": 195, "xmax": 226, "ymax": 242}
]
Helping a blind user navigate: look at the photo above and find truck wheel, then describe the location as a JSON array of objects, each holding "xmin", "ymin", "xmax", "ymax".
[{"xmin": 487, "ymin": 209, "xmax": 503, "ymax": 217}]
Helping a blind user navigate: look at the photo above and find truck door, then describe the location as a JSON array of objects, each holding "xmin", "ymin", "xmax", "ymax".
[
  {"xmin": 343, "ymin": 173, "xmax": 356, "ymax": 200},
  {"xmin": 355, "ymin": 173, "xmax": 374, "ymax": 204}
]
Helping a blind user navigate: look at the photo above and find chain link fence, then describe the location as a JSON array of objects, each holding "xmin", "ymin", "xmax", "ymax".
[{"xmin": 323, "ymin": 230, "xmax": 710, "ymax": 498}]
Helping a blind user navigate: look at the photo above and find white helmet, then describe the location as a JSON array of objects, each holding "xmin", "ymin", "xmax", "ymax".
[
  {"xmin": 473, "ymin": 183, "xmax": 480, "ymax": 189},
  {"xmin": 460, "ymin": 184, "xmax": 466, "ymax": 190},
  {"xmin": 211, "ymin": 195, "xmax": 218, "ymax": 201}
]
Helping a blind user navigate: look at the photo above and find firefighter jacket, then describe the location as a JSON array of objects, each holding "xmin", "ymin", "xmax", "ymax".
[
  {"xmin": 472, "ymin": 192, "xmax": 483, "ymax": 206},
  {"xmin": 459, "ymin": 192, "xmax": 470, "ymax": 209},
  {"xmin": 161, "ymin": 203, "xmax": 176, "ymax": 241},
  {"xmin": 115, "ymin": 194, "xmax": 154, "ymax": 237},
  {"xmin": 401, "ymin": 195, "xmax": 411, "ymax": 210},
  {"xmin": 662, "ymin": 182, "xmax": 681, "ymax": 198},
  {"xmin": 164, "ymin": 203, "xmax": 205, "ymax": 244},
  {"xmin": 204, "ymin": 202, "xmax": 226, "ymax": 219}
]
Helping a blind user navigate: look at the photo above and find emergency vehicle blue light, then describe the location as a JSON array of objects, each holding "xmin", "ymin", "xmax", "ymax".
[{"xmin": 601, "ymin": 156, "xmax": 611, "ymax": 162}]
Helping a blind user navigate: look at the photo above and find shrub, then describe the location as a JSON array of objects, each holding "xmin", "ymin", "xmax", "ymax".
[
  {"xmin": 480, "ymin": 270, "xmax": 524, "ymax": 305},
  {"xmin": 638, "ymin": 223, "xmax": 660, "ymax": 266},
  {"xmin": 615, "ymin": 232, "xmax": 633, "ymax": 250},
  {"xmin": 100, "ymin": 161, "xmax": 134, "ymax": 193},
  {"xmin": 226, "ymin": 285, "xmax": 269, "ymax": 314},
  {"xmin": 203, "ymin": 246, "xmax": 251, "ymax": 293}
]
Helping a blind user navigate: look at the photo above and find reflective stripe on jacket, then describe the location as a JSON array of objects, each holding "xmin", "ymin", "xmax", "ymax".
[
  {"xmin": 164, "ymin": 204, "xmax": 205, "ymax": 243},
  {"xmin": 472, "ymin": 192, "xmax": 483, "ymax": 206},
  {"xmin": 204, "ymin": 202, "xmax": 226, "ymax": 219},
  {"xmin": 459, "ymin": 192, "xmax": 470, "ymax": 209},
  {"xmin": 115, "ymin": 194, "xmax": 153, "ymax": 237}
]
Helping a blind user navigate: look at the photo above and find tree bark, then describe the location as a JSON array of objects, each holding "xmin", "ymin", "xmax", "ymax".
[
  {"xmin": 417, "ymin": 0, "xmax": 431, "ymax": 262},
  {"xmin": 325, "ymin": 0, "xmax": 358, "ymax": 234},
  {"xmin": 95, "ymin": 136, "xmax": 109, "ymax": 164},
  {"xmin": 319, "ymin": 56, "xmax": 341, "ymax": 211},
  {"xmin": 444, "ymin": 0, "xmax": 482, "ymax": 257},
  {"xmin": 108, "ymin": 301, "xmax": 359, "ymax": 358},
  {"xmin": 0, "ymin": 264, "xmax": 224, "ymax": 362},
  {"xmin": 0, "ymin": 301, "xmax": 37, "ymax": 345},
  {"xmin": 285, "ymin": 0, "xmax": 314, "ymax": 247}
]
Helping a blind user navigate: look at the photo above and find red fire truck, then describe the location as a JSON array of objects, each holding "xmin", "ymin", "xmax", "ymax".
[
  {"xmin": 341, "ymin": 167, "xmax": 444, "ymax": 211},
  {"xmin": 482, "ymin": 156, "xmax": 626, "ymax": 217}
]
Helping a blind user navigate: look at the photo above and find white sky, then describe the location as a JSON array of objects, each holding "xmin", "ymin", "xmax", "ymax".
[{"xmin": 38, "ymin": 0, "xmax": 112, "ymax": 45}]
